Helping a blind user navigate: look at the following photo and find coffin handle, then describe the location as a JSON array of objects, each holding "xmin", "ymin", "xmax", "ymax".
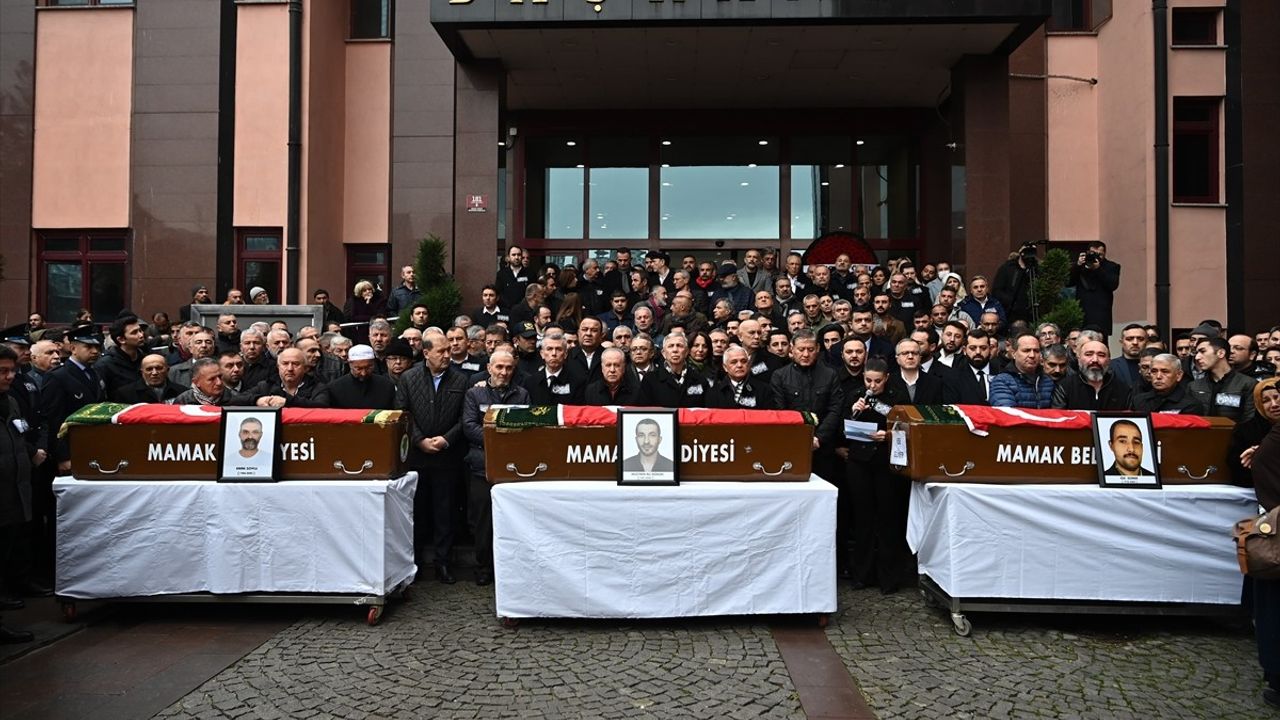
[
  {"xmin": 1176, "ymin": 464, "xmax": 1217, "ymax": 481},
  {"xmin": 938, "ymin": 461, "xmax": 976, "ymax": 478},
  {"xmin": 334, "ymin": 460, "xmax": 374, "ymax": 475},
  {"xmin": 506, "ymin": 462, "xmax": 548, "ymax": 478},
  {"xmin": 88, "ymin": 460, "xmax": 129, "ymax": 475},
  {"xmin": 752, "ymin": 461, "xmax": 793, "ymax": 477}
]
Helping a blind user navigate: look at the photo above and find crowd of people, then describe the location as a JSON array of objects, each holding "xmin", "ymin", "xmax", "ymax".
[{"xmin": 0, "ymin": 243, "xmax": 1275, "ymax": 709}]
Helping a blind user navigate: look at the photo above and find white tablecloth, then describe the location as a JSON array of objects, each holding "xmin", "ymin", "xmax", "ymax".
[
  {"xmin": 492, "ymin": 477, "xmax": 837, "ymax": 619},
  {"xmin": 54, "ymin": 474, "xmax": 417, "ymax": 600},
  {"xmin": 907, "ymin": 482, "xmax": 1259, "ymax": 604}
]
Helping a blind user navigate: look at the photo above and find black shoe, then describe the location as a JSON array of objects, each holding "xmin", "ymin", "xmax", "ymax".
[
  {"xmin": 475, "ymin": 569, "xmax": 493, "ymax": 587},
  {"xmin": 1264, "ymin": 687, "xmax": 1279, "ymax": 710},
  {"xmin": 17, "ymin": 582, "xmax": 53, "ymax": 598},
  {"xmin": 0, "ymin": 597, "xmax": 24, "ymax": 611},
  {"xmin": 435, "ymin": 564, "xmax": 456, "ymax": 585},
  {"xmin": 0, "ymin": 625, "xmax": 34, "ymax": 644}
]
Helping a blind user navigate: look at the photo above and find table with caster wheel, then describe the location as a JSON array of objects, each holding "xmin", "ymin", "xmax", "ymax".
[
  {"xmin": 908, "ymin": 482, "xmax": 1257, "ymax": 635},
  {"xmin": 53, "ymin": 474, "xmax": 418, "ymax": 623}
]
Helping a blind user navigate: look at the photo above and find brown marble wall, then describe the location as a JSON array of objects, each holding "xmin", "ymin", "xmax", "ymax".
[
  {"xmin": 957, "ymin": 54, "xmax": 1013, "ymax": 280},
  {"xmin": 0, "ymin": 0, "xmax": 35, "ymax": 323},
  {"xmin": 130, "ymin": 0, "xmax": 221, "ymax": 319},
  {"xmin": 1240, "ymin": 1, "xmax": 1280, "ymax": 333}
]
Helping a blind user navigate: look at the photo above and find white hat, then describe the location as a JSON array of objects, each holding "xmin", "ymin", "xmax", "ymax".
[
  {"xmin": 249, "ymin": 286, "xmax": 267, "ymax": 300},
  {"xmin": 348, "ymin": 344, "xmax": 375, "ymax": 362}
]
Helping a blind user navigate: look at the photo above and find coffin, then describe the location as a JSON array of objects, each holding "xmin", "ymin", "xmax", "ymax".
[
  {"xmin": 64, "ymin": 404, "xmax": 409, "ymax": 480},
  {"xmin": 483, "ymin": 406, "xmax": 814, "ymax": 482},
  {"xmin": 887, "ymin": 405, "xmax": 1237, "ymax": 485}
]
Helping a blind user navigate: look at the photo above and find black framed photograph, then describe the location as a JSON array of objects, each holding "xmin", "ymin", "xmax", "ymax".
[
  {"xmin": 1092, "ymin": 412, "xmax": 1161, "ymax": 489},
  {"xmin": 617, "ymin": 409, "xmax": 679, "ymax": 486},
  {"xmin": 218, "ymin": 407, "xmax": 282, "ymax": 482}
]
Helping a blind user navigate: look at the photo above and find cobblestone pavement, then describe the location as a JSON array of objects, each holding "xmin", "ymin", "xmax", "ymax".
[
  {"xmin": 827, "ymin": 584, "xmax": 1270, "ymax": 720},
  {"xmin": 154, "ymin": 581, "xmax": 804, "ymax": 720}
]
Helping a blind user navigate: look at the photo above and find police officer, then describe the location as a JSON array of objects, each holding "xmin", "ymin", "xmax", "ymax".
[{"xmin": 41, "ymin": 324, "xmax": 106, "ymax": 475}]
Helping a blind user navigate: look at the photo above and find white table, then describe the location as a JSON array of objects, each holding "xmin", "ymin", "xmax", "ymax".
[
  {"xmin": 907, "ymin": 482, "xmax": 1258, "ymax": 608},
  {"xmin": 54, "ymin": 474, "xmax": 417, "ymax": 606},
  {"xmin": 492, "ymin": 477, "xmax": 837, "ymax": 619}
]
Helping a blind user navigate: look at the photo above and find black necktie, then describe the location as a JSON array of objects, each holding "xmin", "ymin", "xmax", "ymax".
[{"xmin": 978, "ymin": 369, "xmax": 987, "ymax": 399}]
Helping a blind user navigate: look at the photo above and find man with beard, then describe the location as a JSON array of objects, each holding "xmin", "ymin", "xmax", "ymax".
[
  {"xmin": 707, "ymin": 346, "xmax": 777, "ymax": 410},
  {"xmin": 1130, "ymin": 353, "xmax": 1204, "ymax": 413},
  {"xmin": 238, "ymin": 329, "xmax": 278, "ymax": 388},
  {"xmin": 936, "ymin": 321, "xmax": 967, "ymax": 368},
  {"xmin": 583, "ymin": 347, "xmax": 644, "ymax": 405},
  {"xmin": 910, "ymin": 329, "xmax": 941, "ymax": 375},
  {"xmin": 602, "ymin": 247, "xmax": 635, "ymax": 297},
  {"xmin": 1104, "ymin": 420, "xmax": 1153, "ymax": 477},
  {"xmin": 1228, "ymin": 333, "xmax": 1262, "ymax": 378},
  {"xmin": 847, "ymin": 306, "xmax": 895, "ymax": 368},
  {"xmin": 178, "ymin": 284, "xmax": 212, "ymax": 323},
  {"xmin": 96, "ymin": 315, "xmax": 147, "ymax": 398},
  {"xmin": 710, "ymin": 264, "xmax": 751, "ymax": 314},
  {"xmin": 114, "ymin": 354, "xmax": 186, "ymax": 403},
  {"xmin": 942, "ymin": 328, "xmax": 994, "ymax": 405},
  {"xmin": 496, "ymin": 245, "xmax": 533, "ymax": 309},
  {"xmin": 1052, "ymin": 339, "xmax": 1131, "ymax": 410},
  {"xmin": 772, "ymin": 275, "xmax": 802, "ymax": 317},
  {"xmin": 1042, "ymin": 344, "xmax": 1072, "ymax": 385},
  {"xmin": 1189, "ymin": 337, "xmax": 1257, "ymax": 422},
  {"xmin": 217, "ymin": 351, "xmax": 248, "ymax": 393},
  {"xmin": 767, "ymin": 329, "xmax": 792, "ymax": 360},
  {"xmin": 325, "ymin": 345, "xmax": 397, "ymax": 409},
  {"xmin": 736, "ymin": 248, "xmax": 772, "ymax": 294},
  {"xmin": 639, "ymin": 334, "xmax": 709, "ymax": 408},
  {"xmin": 312, "ymin": 289, "xmax": 346, "ymax": 329},
  {"xmin": 870, "ymin": 292, "xmax": 906, "ymax": 346},
  {"xmin": 989, "ymin": 334, "xmax": 1055, "ymax": 408},
  {"xmin": 693, "ymin": 260, "xmax": 718, "ymax": 297},
  {"xmin": 1109, "ymin": 324, "xmax": 1148, "ymax": 386},
  {"xmin": 462, "ymin": 350, "xmax": 530, "ymax": 586}
]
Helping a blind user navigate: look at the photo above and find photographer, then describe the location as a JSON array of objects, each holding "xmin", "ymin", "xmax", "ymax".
[
  {"xmin": 1068, "ymin": 241, "xmax": 1121, "ymax": 337},
  {"xmin": 991, "ymin": 243, "xmax": 1039, "ymax": 325}
]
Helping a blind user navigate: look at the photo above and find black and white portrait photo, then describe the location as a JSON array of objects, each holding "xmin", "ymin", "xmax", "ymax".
[{"xmin": 617, "ymin": 409, "xmax": 679, "ymax": 485}]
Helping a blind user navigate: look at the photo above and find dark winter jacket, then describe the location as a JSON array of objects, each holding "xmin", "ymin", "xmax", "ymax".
[
  {"xmin": 1051, "ymin": 370, "xmax": 1132, "ymax": 411},
  {"xmin": 989, "ymin": 368, "xmax": 1055, "ymax": 409}
]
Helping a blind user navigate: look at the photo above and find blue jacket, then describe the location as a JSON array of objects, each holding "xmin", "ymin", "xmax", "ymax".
[
  {"xmin": 956, "ymin": 295, "xmax": 1007, "ymax": 327},
  {"xmin": 988, "ymin": 369, "xmax": 1055, "ymax": 409}
]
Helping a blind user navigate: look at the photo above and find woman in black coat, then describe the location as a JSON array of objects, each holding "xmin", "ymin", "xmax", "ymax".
[
  {"xmin": 343, "ymin": 280, "xmax": 387, "ymax": 345},
  {"xmin": 1229, "ymin": 378, "xmax": 1280, "ymax": 487},
  {"xmin": 843, "ymin": 357, "xmax": 911, "ymax": 593},
  {"xmin": 1245, "ymin": 394, "xmax": 1280, "ymax": 709}
]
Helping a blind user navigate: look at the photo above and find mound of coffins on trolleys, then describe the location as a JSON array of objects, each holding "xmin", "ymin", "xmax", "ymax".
[
  {"xmin": 61, "ymin": 402, "xmax": 410, "ymax": 481},
  {"xmin": 483, "ymin": 405, "xmax": 816, "ymax": 483},
  {"xmin": 887, "ymin": 404, "xmax": 1236, "ymax": 486}
]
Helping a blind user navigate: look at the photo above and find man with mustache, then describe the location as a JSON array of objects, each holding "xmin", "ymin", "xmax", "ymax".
[
  {"xmin": 1104, "ymin": 420, "xmax": 1153, "ymax": 477},
  {"xmin": 237, "ymin": 417, "xmax": 263, "ymax": 459},
  {"xmin": 1051, "ymin": 339, "xmax": 1131, "ymax": 410},
  {"xmin": 622, "ymin": 418, "xmax": 673, "ymax": 473}
]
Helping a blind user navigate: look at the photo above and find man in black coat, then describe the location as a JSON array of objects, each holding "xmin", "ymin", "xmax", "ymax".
[
  {"xmin": 706, "ymin": 346, "xmax": 777, "ymax": 410},
  {"xmin": 95, "ymin": 315, "xmax": 147, "ymax": 399},
  {"xmin": 566, "ymin": 317, "xmax": 606, "ymax": 384},
  {"xmin": 892, "ymin": 338, "xmax": 946, "ymax": 405},
  {"xmin": 991, "ymin": 251, "xmax": 1035, "ymax": 325},
  {"xmin": 942, "ymin": 328, "xmax": 995, "ymax": 406},
  {"xmin": 1129, "ymin": 354, "xmax": 1205, "ymax": 414},
  {"xmin": 771, "ymin": 330, "xmax": 845, "ymax": 475},
  {"xmin": 495, "ymin": 245, "xmax": 533, "ymax": 309},
  {"xmin": 399, "ymin": 331, "xmax": 471, "ymax": 583},
  {"xmin": 238, "ymin": 330, "xmax": 279, "ymax": 389},
  {"xmin": 1, "ymin": 345, "xmax": 37, "ymax": 643},
  {"xmin": 1068, "ymin": 241, "xmax": 1121, "ymax": 337},
  {"xmin": 639, "ymin": 334, "xmax": 710, "ymax": 408},
  {"xmin": 1052, "ymin": 339, "xmax": 1132, "ymax": 411},
  {"xmin": 521, "ymin": 332, "xmax": 586, "ymax": 405},
  {"xmin": 325, "ymin": 345, "xmax": 398, "ymax": 410},
  {"xmin": 113, "ymin": 354, "xmax": 188, "ymax": 403},
  {"xmin": 41, "ymin": 325, "xmax": 107, "ymax": 475},
  {"xmin": 582, "ymin": 348, "xmax": 644, "ymax": 405}
]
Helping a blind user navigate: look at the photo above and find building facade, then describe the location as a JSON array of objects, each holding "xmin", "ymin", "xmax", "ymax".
[{"xmin": 0, "ymin": 0, "xmax": 1275, "ymax": 334}]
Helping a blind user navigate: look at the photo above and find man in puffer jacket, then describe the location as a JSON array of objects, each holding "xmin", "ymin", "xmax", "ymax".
[{"xmin": 989, "ymin": 334, "xmax": 1055, "ymax": 408}]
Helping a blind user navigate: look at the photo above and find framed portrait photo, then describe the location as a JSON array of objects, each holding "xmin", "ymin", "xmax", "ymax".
[
  {"xmin": 1092, "ymin": 413, "xmax": 1161, "ymax": 489},
  {"xmin": 218, "ymin": 408, "xmax": 282, "ymax": 483},
  {"xmin": 617, "ymin": 409, "xmax": 680, "ymax": 486}
]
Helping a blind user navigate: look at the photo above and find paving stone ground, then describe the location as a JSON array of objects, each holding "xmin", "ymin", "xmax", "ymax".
[
  {"xmin": 826, "ymin": 584, "xmax": 1270, "ymax": 720},
  {"xmin": 153, "ymin": 582, "xmax": 804, "ymax": 720},
  {"xmin": 151, "ymin": 580, "xmax": 1273, "ymax": 720}
]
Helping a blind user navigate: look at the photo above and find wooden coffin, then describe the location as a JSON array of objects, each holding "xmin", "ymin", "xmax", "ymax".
[
  {"xmin": 887, "ymin": 406, "xmax": 1237, "ymax": 485},
  {"xmin": 69, "ymin": 416, "xmax": 410, "ymax": 481},
  {"xmin": 483, "ymin": 411, "xmax": 814, "ymax": 483}
]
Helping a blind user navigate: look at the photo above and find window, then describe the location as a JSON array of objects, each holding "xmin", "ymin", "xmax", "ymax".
[
  {"xmin": 1171, "ymin": 8, "xmax": 1220, "ymax": 46},
  {"xmin": 660, "ymin": 137, "xmax": 780, "ymax": 240},
  {"xmin": 345, "ymin": 245, "xmax": 390, "ymax": 299},
  {"xmin": 350, "ymin": 0, "xmax": 392, "ymax": 40},
  {"xmin": 236, "ymin": 229, "xmax": 282, "ymax": 301},
  {"xmin": 37, "ymin": 232, "xmax": 129, "ymax": 324},
  {"xmin": 791, "ymin": 136, "xmax": 854, "ymax": 240},
  {"xmin": 1172, "ymin": 97, "xmax": 1221, "ymax": 204},
  {"xmin": 858, "ymin": 136, "xmax": 920, "ymax": 240},
  {"xmin": 1046, "ymin": 0, "xmax": 1112, "ymax": 33}
]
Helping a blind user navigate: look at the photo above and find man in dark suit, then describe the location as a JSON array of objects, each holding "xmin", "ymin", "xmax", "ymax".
[
  {"xmin": 582, "ymin": 348, "xmax": 644, "ymax": 405},
  {"xmin": 892, "ymin": 339, "xmax": 946, "ymax": 404},
  {"xmin": 622, "ymin": 418, "xmax": 674, "ymax": 473},
  {"xmin": 41, "ymin": 325, "xmax": 107, "ymax": 475},
  {"xmin": 522, "ymin": 332, "xmax": 586, "ymax": 405},
  {"xmin": 495, "ymin": 245, "xmax": 532, "ymax": 310},
  {"xmin": 398, "ymin": 330, "xmax": 471, "ymax": 583},
  {"xmin": 566, "ymin": 317, "xmax": 606, "ymax": 384},
  {"xmin": 706, "ymin": 346, "xmax": 777, "ymax": 410},
  {"xmin": 113, "ymin": 354, "xmax": 187, "ymax": 403},
  {"xmin": 942, "ymin": 328, "xmax": 994, "ymax": 406},
  {"xmin": 639, "ymin": 334, "xmax": 710, "ymax": 408}
]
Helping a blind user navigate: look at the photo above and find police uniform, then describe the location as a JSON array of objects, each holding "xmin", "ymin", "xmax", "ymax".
[{"xmin": 41, "ymin": 327, "xmax": 107, "ymax": 465}]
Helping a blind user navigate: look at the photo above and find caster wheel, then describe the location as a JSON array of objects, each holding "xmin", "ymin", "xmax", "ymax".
[
  {"xmin": 500, "ymin": 617, "xmax": 520, "ymax": 629},
  {"xmin": 816, "ymin": 614, "xmax": 829, "ymax": 628},
  {"xmin": 62, "ymin": 602, "xmax": 77, "ymax": 623},
  {"xmin": 366, "ymin": 606, "xmax": 383, "ymax": 626},
  {"xmin": 950, "ymin": 613, "xmax": 972, "ymax": 637}
]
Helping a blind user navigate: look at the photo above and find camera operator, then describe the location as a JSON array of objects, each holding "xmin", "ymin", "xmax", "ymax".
[
  {"xmin": 1068, "ymin": 241, "xmax": 1121, "ymax": 339},
  {"xmin": 992, "ymin": 242, "xmax": 1040, "ymax": 325}
]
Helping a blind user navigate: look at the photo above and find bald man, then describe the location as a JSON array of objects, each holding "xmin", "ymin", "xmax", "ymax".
[{"xmin": 112, "ymin": 353, "xmax": 188, "ymax": 403}]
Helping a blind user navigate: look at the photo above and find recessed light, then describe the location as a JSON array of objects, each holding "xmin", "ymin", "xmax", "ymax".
[
  {"xmin": 661, "ymin": 140, "xmax": 672, "ymax": 146},
  {"xmin": 576, "ymin": 164, "xmax": 585, "ymax": 168},
  {"xmin": 856, "ymin": 140, "xmax": 865, "ymax": 146},
  {"xmin": 725, "ymin": 216, "xmax": 734, "ymax": 221},
  {"xmin": 661, "ymin": 163, "xmax": 671, "ymax": 168},
  {"xmin": 748, "ymin": 163, "xmax": 757, "ymax": 168},
  {"xmin": 566, "ymin": 141, "xmax": 577, "ymax": 147},
  {"xmin": 821, "ymin": 181, "xmax": 830, "ymax": 187},
  {"xmin": 740, "ymin": 182, "xmax": 750, "ymax": 187},
  {"xmin": 834, "ymin": 163, "xmax": 844, "ymax": 169},
  {"xmin": 758, "ymin": 140, "xmax": 769, "ymax": 146},
  {"xmin": 498, "ymin": 141, "xmax": 506, "ymax": 147},
  {"xmin": 661, "ymin": 182, "xmax": 672, "ymax": 187}
]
